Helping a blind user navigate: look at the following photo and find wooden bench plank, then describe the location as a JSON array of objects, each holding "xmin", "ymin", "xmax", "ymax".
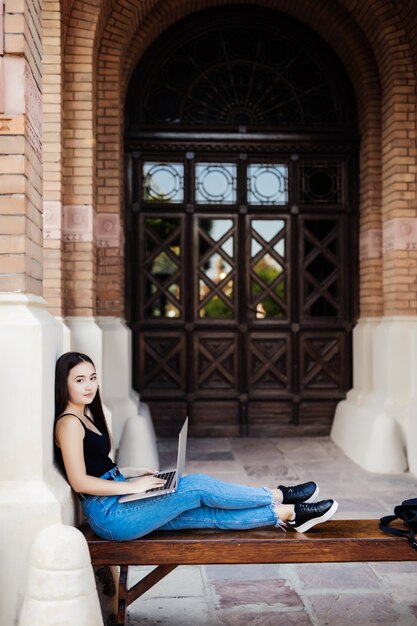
[
  {"xmin": 81, "ymin": 520, "xmax": 417, "ymax": 566},
  {"xmin": 81, "ymin": 520, "xmax": 416, "ymax": 626}
]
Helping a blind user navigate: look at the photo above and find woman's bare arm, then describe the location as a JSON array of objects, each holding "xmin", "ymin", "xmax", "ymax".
[{"xmin": 56, "ymin": 416, "xmax": 165, "ymax": 496}]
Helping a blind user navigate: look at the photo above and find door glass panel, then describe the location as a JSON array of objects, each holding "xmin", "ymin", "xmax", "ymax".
[
  {"xmin": 200, "ymin": 294, "xmax": 234, "ymax": 319},
  {"xmin": 198, "ymin": 218, "xmax": 236, "ymax": 318},
  {"xmin": 143, "ymin": 216, "xmax": 182, "ymax": 318},
  {"xmin": 143, "ymin": 162, "xmax": 184, "ymax": 203},
  {"xmin": 253, "ymin": 254, "xmax": 283, "ymax": 284},
  {"xmin": 247, "ymin": 164, "xmax": 288, "ymax": 205},
  {"xmin": 249, "ymin": 218, "xmax": 287, "ymax": 319},
  {"xmin": 151, "ymin": 251, "xmax": 178, "ymax": 276},
  {"xmin": 145, "ymin": 298, "xmax": 180, "ymax": 318},
  {"xmin": 204, "ymin": 253, "xmax": 232, "ymax": 283},
  {"xmin": 145, "ymin": 217, "xmax": 180, "ymax": 253},
  {"xmin": 251, "ymin": 220, "xmax": 285, "ymax": 257},
  {"xmin": 195, "ymin": 163, "xmax": 237, "ymax": 204}
]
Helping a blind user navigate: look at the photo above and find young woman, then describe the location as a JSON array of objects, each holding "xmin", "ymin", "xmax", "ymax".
[{"xmin": 54, "ymin": 352, "xmax": 338, "ymax": 541}]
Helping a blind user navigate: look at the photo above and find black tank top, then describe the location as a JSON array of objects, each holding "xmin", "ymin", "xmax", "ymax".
[{"xmin": 54, "ymin": 413, "xmax": 116, "ymax": 479}]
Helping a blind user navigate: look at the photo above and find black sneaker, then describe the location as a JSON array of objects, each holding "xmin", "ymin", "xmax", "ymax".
[
  {"xmin": 288, "ymin": 499, "xmax": 339, "ymax": 533},
  {"xmin": 278, "ymin": 481, "xmax": 319, "ymax": 505}
]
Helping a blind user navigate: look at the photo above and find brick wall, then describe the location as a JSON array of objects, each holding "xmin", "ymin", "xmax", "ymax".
[{"xmin": 0, "ymin": 0, "xmax": 42, "ymax": 294}]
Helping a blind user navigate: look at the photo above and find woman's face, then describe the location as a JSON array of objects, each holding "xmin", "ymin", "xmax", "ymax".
[{"xmin": 67, "ymin": 361, "xmax": 98, "ymax": 407}]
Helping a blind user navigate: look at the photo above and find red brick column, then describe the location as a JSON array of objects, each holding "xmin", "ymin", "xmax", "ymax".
[{"xmin": 0, "ymin": 0, "xmax": 42, "ymax": 294}]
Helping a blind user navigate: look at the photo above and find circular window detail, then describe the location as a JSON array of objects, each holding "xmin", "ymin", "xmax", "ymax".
[{"xmin": 300, "ymin": 163, "xmax": 343, "ymax": 205}]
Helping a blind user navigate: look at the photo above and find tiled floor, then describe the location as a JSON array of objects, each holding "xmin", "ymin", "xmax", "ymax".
[{"xmin": 127, "ymin": 437, "xmax": 417, "ymax": 626}]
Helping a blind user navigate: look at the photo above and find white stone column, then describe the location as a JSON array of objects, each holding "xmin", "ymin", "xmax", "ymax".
[
  {"xmin": 65, "ymin": 316, "xmax": 105, "ymax": 380},
  {"xmin": 0, "ymin": 295, "xmax": 75, "ymax": 626},
  {"xmin": 331, "ymin": 317, "xmax": 417, "ymax": 473},
  {"xmin": 96, "ymin": 316, "xmax": 139, "ymax": 444},
  {"xmin": 64, "ymin": 316, "xmax": 115, "ymax": 452},
  {"xmin": 405, "ymin": 325, "xmax": 417, "ymax": 475},
  {"xmin": 97, "ymin": 316, "xmax": 159, "ymax": 469}
]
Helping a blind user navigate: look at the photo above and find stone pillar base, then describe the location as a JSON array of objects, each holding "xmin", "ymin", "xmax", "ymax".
[
  {"xmin": 331, "ymin": 317, "xmax": 417, "ymax": 474},
  {"xmin": 332, "ymin": 401, "xmax": 406, "ymax": 473},
  {"xmin": 18, "ymin": 524, "xmax": 103, "ymax": 626}
]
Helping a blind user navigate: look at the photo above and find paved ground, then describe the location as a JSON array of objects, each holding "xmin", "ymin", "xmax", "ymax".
[{"xmin": 127, "ymin": 436, "xmax": 417, "ymax": 625}]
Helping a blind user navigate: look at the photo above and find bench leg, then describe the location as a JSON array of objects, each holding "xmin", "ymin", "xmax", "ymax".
[
  {"xmin": 117, "ymin": 564, "xmax": 178, "ymax": 626},
  {"xmin": 117, "ymin": 565, "xmax": 128, "ymax": 626}
]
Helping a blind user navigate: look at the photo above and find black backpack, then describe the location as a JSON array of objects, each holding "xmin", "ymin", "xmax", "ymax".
[{"xmin": 379, "ymin": 498, "xmax": 417, "ymax": 550}]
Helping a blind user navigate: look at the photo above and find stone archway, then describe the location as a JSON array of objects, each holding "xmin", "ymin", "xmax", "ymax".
[{"xmin": 123, "ymin": 6, "xmax": 360, "ymax": 436}]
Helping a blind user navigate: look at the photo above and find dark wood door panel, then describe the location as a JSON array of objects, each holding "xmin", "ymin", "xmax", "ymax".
[
  {"xmin": 298, "ymin": 400, "xmax": 339, "ymax": 434},
  {"xmin": 191, "ymin": 401, "xmax": 241, "ymax": 436},
  {"xmin": 194, "ymin": 331, "xmax": 239, "ymax": 396},
  {"xmin": 299, "ymin": 215, "xmax": 345, "ymax": 322},
  {"xmin": 299, "ymin": 330, "xmax": 348, "ymax": 396},
  {"xmin": 138, "ymin": 331, "xmax": 186, "ymax": 396},
  {"xmin": 247, "ymin": 332, "xmax": 291, "ymax": 398},
  {"xmin": 247, "ymin": 401, "xmax": 293, "ymax": 436},
  {"xmin": 146, "ymin": 401, "xmax": 188, "ymax": 437}
]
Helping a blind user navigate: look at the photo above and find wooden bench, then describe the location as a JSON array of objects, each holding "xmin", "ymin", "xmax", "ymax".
[{"xmin": 80, "ymin": 519, "xmax": 416, "ymax": 626}]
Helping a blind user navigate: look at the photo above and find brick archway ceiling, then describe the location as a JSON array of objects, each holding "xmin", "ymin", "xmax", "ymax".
[
  {"xmin": 64, "ymin": 0, "xmax": 417, "ymax": 213},
  {"xmin": 100, "ymin": 0, "xmax": 382, "ymax": 130},
  {"xmin": 91, "ymin": 0, "xmax": 385, "ymax": 238},
  {"xmin": 63, "ymin": 0, "xmax": 415, "ymax": 217},
  {"xmin": 62, "ymin": 0, "xmax": 417, "ymax": 318},
  {"xmin": 92, "ymin": 0, "xmax": 383, "ymax": 194}
]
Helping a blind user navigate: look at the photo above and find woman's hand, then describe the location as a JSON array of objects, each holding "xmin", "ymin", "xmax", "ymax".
[{"xmin": 127, "ymin": 475, "xmax": 166, "ymax": 494}]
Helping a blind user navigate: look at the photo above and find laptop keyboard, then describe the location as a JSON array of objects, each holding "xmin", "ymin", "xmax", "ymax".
[{"xmin": 146, "ymin": 470, "xmax": 176, "ymax": 493}]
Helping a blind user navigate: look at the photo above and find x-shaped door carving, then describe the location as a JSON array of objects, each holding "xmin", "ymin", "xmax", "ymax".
[{"xmin": 302, "ymin": 219, "xmax": 340, "ymax": 318}]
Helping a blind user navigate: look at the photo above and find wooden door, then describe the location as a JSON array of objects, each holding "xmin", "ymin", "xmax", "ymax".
[
  {"xmin": 128, "ymin": 155, "xmax": 356, "ymax": 436},
  {"xmin": 124, "ymin": 8, "xmax": 358, "ymax": 436}
]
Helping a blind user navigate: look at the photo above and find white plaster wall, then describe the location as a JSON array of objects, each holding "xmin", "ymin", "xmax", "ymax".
[
  {"xmin": 65, "ymin": 316, "xmax": 115, "ymax": 445},
  {"xmin": 404, "ymin": 324, "xmax": 417, "ymax": 475},
  {"xmin": 65, "ymin": 316, "xmax": 105, "ymax": 382},
  {"xmin": 96, "ymin": 316, "xmax": 140, "ymax": 445},
  {"xmin": 0, "ymin": 295, "xmax": 75, "ymax": 626},
  {"xmin": 332, "ymin": 317, "xmax": 417, "ymax": 474},
  {"xmin": 97, "ymin": 316, "xmax": 159, "ymax": 469}
]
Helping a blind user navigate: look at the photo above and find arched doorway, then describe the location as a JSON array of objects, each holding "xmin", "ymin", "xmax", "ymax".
[{"xmin": 124, "ymin": 7, "xmax": 358, "ymax": 437}]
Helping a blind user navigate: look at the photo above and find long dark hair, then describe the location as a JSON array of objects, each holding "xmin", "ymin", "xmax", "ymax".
[{"xmin": 54, "ymin": 352, "xmax": 110, "ymax": 438}]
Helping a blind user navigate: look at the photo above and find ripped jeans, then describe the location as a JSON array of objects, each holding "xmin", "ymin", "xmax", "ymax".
[{"xmin": 81, "ymin": 467, "xmax": 280, "ymax": 541}]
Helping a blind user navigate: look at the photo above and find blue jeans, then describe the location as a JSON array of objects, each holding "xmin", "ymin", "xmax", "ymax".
[{"xmin": 81, "ymin": 467, "xmax": 280, "ymax": 541}]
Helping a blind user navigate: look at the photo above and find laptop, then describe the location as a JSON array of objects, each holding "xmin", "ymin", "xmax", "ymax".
[{"xmin": 118, "ymin": 417, "xmax": 188, "ymax": 503}]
